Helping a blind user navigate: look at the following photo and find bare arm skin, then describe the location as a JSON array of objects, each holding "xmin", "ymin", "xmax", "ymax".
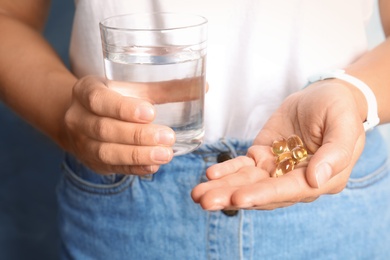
[
  {"xmin": 342, "ymin": 0, "xmax": 390, "ymax": 124},
  {"xmin": 0, "ymin": 0, "xmax": 76, "ymax": 145},
  {"xmin": 0, "ymin": 0, "xmax": 175, "ymax": 175}
]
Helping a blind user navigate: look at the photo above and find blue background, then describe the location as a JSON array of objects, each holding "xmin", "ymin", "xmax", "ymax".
[{"xmin": 0, "ymin": 1, "xmax": 74, "ymax": 259}]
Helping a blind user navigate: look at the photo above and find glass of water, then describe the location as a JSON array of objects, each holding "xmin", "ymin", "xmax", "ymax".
[{"xmin": 99, "ymin": 13, "xmax": 208, "ymax": 156}]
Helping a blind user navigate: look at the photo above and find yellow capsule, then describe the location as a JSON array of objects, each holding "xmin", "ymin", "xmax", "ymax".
[
  {"xmin": 272, "ymin": 138, "xmax": 288, "ymax": 155},
  {"xmin": 287, "ymin": 134, "xmax": 304, "ymax": 150},
  {"xmin": 275, "ymin": 151, "xmax": 292, "ymax": 164},
  {"xmin": 271, "ymin": 169, "xmax": 284, "ymax": 178},
  {"xmin": 291, "ymin": 146, "xmax": 308, "ymax": 164},
  {"xmin": 273, "ymin": 158, "xmax": 295, "ymax": 177}
]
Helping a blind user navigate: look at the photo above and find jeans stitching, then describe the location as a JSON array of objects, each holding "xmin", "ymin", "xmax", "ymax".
[
  {"xmin": 346, "ymin": 159, "xmax": 389, "ymax": 189},
  {"xmin": 62, "ymin": 162, "xmax": 134, "ymax": 194}
]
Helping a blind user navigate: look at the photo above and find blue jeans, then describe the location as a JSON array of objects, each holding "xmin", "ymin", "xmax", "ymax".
[{"xmin": 57, "ymin": 129, "xmax": 390, "ymax": 259}]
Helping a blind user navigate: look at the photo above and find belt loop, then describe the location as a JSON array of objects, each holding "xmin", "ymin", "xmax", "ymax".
[{"xmin": 220, "ymin": 138, "xmax": 238, "ymax": 158}]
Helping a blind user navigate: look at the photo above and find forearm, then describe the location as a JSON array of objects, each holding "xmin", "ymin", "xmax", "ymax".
[
  {"xmin": 344, "ymin": 37, "xmax": 390, "ymax": 124},
  {"xmin": 339, "ymin": 1, "xmax": 390, "ymax": 124},
  {"xmin": 0, "ymin": 13, "xmax": 77, "ymax": 149}
]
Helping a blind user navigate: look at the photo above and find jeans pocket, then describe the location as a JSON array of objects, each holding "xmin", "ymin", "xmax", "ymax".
[
  {"xmin": 346, "ymin": 159, "xmax": 389, "ymax": 189},
  {"xmin": 61, "ymin": 153, "xmax": 134, "ymax": 195},
  {"xmin": 346, "ymin": 129, "xmax": 390, "ymax": 189}
]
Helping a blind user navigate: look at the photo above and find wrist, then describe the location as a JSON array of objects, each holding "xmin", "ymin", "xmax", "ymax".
[
  {"xmin": 308, "ymin": 69, "xmax": 380, "ymax": 131},
  {"xmin": 324, "ymin": 78, "xmax": 368, "ymax": 124}
]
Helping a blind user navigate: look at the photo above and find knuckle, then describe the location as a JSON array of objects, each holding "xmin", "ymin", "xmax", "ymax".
[
  {"xmin": 64, "ymin": 108, "xmax": 76, "ymax": 130},
  {"xmin": 308, "ymin": 124, "xmax": 323, "ymax": 142},
  {"xmin": 247, "ymin": 145, "xmax": 257, "ymax": 155},
  {"xmin": 246, "ymin": 146, "xmax": 259, "ymax": 161},
  {"xmin": 73, "ymin": 76, "xmax": 94, "ymax": 98},
  {"xmin": 96, "ymin": 143, "xmax": 112, "ymax": 164},
  {"xmin": 131, "ymin": 127, "xmax": 144, "ymax": 145},
  {"xmin": 130, "ymin": 148, "xmax": 142, "ymax": 165},
  {"xmin": 231, "ymin": 192, "xmax": 253, "ymax": 208},
  {"xmin": 87, "ymin": 88, "xmax": 103, "ymax": 112},
  {"xmin": 94, "ymin": 118, "xmax": 110, "ymax": 139},
  {"xmin": 72, "ymin": 80, "xmax": 83, "ymax": 96},
  {"xmin": 115, "ymin": 101, "xmax": 128, "ymax": 119}
]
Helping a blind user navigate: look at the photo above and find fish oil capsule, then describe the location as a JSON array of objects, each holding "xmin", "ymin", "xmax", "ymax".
[
  {"xmin": 272, "ymin": 138, "xmax": 288, "ymax": 155},
  {"xmin": 291, "ymin": 147, "xmax": 308, "ymax": 164},
  {"xmin": 273, "ymin": 158, "xmax": 295, "ymax": 177},
  {"xmin": 287, "ymin": 134, "xmax": 304, "ymax": 150},
  {"xmin": 276, "ymin": 151, "xmax": 292, "ymax": 164}
]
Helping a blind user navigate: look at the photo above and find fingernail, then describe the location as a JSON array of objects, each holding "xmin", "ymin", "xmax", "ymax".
[
  {"xmin": 142, "ymin": 165, "xmax": 158, "ymax": 174},
  {"xmin": 136, "ymin": 104, "xmax": 154, "ymax": 121},
  {"xmin": 151, "ymin": 147, "xmax": 171, "ymax": 163},
  {"xmin": 208, "ymin": 205, "xmax": 224, "ymax": 211},
  {"xmin": 156, "ymin": 129, "xmax": 175, "ymax": 145},
  {"xmin": 315, "ymin": 163, "xmax": 332, "ymax": 188}
]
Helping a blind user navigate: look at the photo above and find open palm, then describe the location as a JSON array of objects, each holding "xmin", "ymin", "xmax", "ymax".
[{"xmin": 192, "ymin": 80, "xmax": 367, "ymax": 210}]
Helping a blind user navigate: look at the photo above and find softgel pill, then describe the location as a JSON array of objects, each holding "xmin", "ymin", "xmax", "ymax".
[{"xmin": 271, "ymin": 135, "xmax": 308, "ymax": 177}]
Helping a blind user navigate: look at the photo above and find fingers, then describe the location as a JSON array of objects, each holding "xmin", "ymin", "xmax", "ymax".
[
  {"xmin": 65, "ymin": 102, "xmax": 175, "ymax": 172},
  {"xmin": 65, "ymin": 102, "xmax": 175, "ymax": 146},
  {"xmin": 71, "ymin": 135, "xmax": 173, "ymax": 175},
  {"xmin": 192, "ymin": 165, "xmax": 269, "ymax": 206},
  {"xmin": 246, "ymin": 145, "xmax": 278, "ymax": 173},
  {"xmin": 207, "ymin": 145, "xmax": 275, "ymax": 180},
  {"xmin": 206, "ymin": 156, "xmax": 255, "ymax": 179},
  {"xmin": 84, "ymin": 139, "xmax": 174, "ymax": 166},
  {"xmin": 73, "ymin": 76, "xmax": 156, "ymax": 122},
  {"xmin": 65, "ymin": 76, "xmax": 178, "ymax": 175},
  {"xmin": 229, "ymin": 171, "xmax": 307, "ymax": 209},
  {"xmin": 193, "ymin": 82, "xmax": 367, "ymax": 211},
  {"xmin": 193, "ymin": 167, "xmax": 318, "ymax": 211},
  {"xmin": 89, "ymin": 162, "xmax": 161, "ymax": 176}
]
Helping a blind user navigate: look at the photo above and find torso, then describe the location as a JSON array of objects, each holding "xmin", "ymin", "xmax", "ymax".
[{"xmin": 70, "ymin": 0, "xmax": 374, "ymax": 142}]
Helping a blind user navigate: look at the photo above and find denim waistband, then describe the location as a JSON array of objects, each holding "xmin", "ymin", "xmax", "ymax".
[
  {"xmin": 64, "ymin": 128, "xmax": 387, "ymax": 182},
  {"xmin": 63, "ymin": 138, "xmax": 252, "ymax": 185},
  {"xmin": 194, "ymin": 138, "xmax": 252, "ymax": 157},
  {"xmin": 57, "ymin": 128, "xmax": 390, "ymax": 260}
]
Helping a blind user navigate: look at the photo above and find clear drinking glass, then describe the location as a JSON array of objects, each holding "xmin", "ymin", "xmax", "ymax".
[{"xmin": 100, "ymin": 13, "xmax": 208, "ymax": 156}]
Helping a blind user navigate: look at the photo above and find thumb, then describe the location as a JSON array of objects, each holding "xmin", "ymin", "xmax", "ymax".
[{"xmin": 305, "ymin": 128, "xmax": 365, "ymax": 189}]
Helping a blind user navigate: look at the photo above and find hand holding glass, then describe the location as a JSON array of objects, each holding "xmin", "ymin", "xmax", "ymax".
[{"xmin": 100, "ymin": 13, "xmax": 208, "ymax": 155}]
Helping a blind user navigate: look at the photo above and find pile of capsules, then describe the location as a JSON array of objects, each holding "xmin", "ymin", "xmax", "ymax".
[{"xmin": 271, "ymin": 134, "xmax": 308, "ymax": 178}]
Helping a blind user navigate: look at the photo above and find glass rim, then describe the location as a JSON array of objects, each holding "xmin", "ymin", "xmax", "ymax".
[{"xmin": 99, "ymin": 12, "xmax": 208, "ymax": 32}]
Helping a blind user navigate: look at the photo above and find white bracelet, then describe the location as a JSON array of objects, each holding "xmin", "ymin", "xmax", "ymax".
[{"xmin": 308, "ymin": 69, "xmax": 380, "ymax": 131}]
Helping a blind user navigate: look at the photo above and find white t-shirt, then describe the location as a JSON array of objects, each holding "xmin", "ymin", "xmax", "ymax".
[{"xmin": 70, "ymin": 0, "xmax": 374, "ymax": 143}]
